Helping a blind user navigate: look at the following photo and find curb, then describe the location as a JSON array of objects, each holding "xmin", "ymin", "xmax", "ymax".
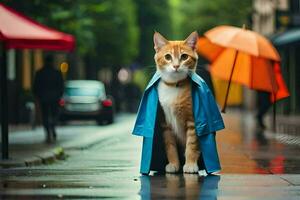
[
  {"xmin": 0, "ymin": 147, "xmax": 65, "ymax": 168},
  {"xmin": 0, "ymin": 159, "xmax": 26, "ymax": 168},
  {"xmin": 0, "ymin": 114, "xmax": 136, "ymax": 168}
]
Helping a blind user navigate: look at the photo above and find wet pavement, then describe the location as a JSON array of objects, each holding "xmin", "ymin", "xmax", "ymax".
[
  {"xmin": 218, "ymin": 111, "xmax": 300, "ymax": 174},
  {"xmin": 0, "ymin": 111, "xmax": 300, "ymax": 199}
]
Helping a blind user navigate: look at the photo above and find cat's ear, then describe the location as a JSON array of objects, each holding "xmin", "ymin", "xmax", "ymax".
[
  {"xmin": 184, "ymin": 31, "xmax": 198, "ymax": 50},
  {"xmin": 153, "ymin": 31, "xmax": 169, "ymax": 52}
]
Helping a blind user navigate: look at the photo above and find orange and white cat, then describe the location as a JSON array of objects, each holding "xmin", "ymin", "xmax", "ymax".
[{"xmin": 154, "ymin": 31, "xmax": 200, "ymax": 173}]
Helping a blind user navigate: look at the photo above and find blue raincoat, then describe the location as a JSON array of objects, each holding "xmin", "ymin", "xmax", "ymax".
[{"xmin": 132, "ymin": 72, "xmax": 225, "ymax": 174}]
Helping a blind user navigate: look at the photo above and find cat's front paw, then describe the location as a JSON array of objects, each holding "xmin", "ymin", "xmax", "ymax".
[
  {"xmin": 165, "ymin": 163, "xmax": 180, "ymax": 173},
  {"xmin": 183, "ymin": 163, "xmax": 199, "ymax": 173}
]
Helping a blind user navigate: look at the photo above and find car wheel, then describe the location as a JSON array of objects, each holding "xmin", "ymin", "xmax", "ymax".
[
  {"xmin": 97, "ymin": 119, "xmax": 105, "ymax": 125},
  {"xmin": 107, "ymin": 117, "xmax": 114, "ymax": 124},
  {"xmin": 97, "ymin": 116, "xmax": 113, "ymax": 125}
]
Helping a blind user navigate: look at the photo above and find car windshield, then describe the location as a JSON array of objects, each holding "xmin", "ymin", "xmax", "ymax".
[{"xmin": 65, "ymin": 87, "xmax": 100, "ymax": 97}]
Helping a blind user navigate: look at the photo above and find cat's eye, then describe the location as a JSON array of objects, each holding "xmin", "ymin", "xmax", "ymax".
[
  {"xmin": 164, "ymin": 54, "xmax": 172, "ymax": 61},
  {"xmin": 181, "ymin": 54, "xmax": 188, "ymax": 61}
]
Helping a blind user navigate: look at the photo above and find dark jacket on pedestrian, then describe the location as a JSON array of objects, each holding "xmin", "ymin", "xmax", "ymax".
[{"xmin": 33, "ymin": 65, "xmax": 64, "ymax": 104}]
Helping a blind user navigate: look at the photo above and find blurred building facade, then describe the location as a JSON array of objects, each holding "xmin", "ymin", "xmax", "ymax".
[
  {"xmin": 4, "ymin": 50, "xmax": 74, "ymax": 124},
  {"xmin": 252, "ymin": 0, "xmax": 300, "ymax": 115}
]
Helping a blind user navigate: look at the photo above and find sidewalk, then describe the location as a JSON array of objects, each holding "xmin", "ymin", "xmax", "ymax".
[
  {"xmin": 1, "ymin": 110, "xmax": 299, "ymax": 173},
  {"xmin": 276, "ymin": 114, "xmax": 300, "ymax": 136},
  {"xmin": 0, "ymin": 114, "xmax": 137, "ymax": 168}
]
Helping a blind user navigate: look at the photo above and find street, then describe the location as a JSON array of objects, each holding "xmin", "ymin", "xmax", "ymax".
[{"xmin": 0, "ymin": 111, "xmax": 300, "ymax": 199}]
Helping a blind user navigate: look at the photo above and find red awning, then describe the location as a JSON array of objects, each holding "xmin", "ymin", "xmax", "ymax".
[{"xmin": 0, "ymin": 3, "xmax": 75, "ymax": 51}]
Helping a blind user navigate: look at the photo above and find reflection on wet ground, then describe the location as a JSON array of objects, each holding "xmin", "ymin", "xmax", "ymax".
[
  {"xmin": 139, "ymin": 173, "xmax": 300, "ymax": 200},
  {"xmin": 140, "ymin": 174, "xmax": 220, "ymax": 200},
  {"xmin": 218, "ymin": 111, "xmax": 300, "ymax": 174},
  {"xmin": 1, "ymin": 170, "xmax": 299, "ymax": 199}
]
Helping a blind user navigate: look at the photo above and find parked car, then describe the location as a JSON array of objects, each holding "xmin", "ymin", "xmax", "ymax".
[{"xmin": 59, "ymin": 80, "xmax": 114, "ymax": 125}]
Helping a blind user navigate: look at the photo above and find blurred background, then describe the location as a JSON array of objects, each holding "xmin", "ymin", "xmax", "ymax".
[{"xmin": 1, "ymin": 0, "xmax": 299, "ymax": 125}]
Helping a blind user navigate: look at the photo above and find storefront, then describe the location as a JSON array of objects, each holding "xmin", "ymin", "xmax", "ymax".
[{"xmin": 272, "ymin": 28, "xmax": 300, "ymax": 114}]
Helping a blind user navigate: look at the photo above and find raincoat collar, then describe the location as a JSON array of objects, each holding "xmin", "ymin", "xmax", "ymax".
[{"xmin": 145, "ymin": 71, "xmax": 202, "ymax": 91}]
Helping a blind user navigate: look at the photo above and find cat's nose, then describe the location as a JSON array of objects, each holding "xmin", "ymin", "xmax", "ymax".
[{"xmin": 173, "ymin": 65, "xmax": 179, "ymax": 70}]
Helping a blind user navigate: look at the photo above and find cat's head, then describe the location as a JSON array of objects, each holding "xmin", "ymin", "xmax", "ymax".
[{"xmin": 153, "ymin": 31, "xmax": 198, "ymax": 82}]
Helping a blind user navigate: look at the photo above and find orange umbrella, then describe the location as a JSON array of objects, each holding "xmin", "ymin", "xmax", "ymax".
[{"xmin": 197, "ymin": 25, "xmax": 289, "ymax": 112}]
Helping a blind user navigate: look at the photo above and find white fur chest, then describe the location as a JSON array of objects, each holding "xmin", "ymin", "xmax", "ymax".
[{"xmin": 158, "ymin": 81, "xmax": 184, "ymax": 139}]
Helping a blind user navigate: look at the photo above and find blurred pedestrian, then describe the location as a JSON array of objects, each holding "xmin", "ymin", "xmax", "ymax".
[
  {"xmin": 33, "ymin": 55, "xmax": 64, "ymax": 143},
  {"xmin": 256, "ymin": 90, "xmax": 272, "ymax": 129}
]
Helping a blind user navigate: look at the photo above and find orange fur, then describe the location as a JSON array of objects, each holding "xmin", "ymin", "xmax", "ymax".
[{"xmin": 154, "ymin": 32, "xmax": 200, "ymax": 173}]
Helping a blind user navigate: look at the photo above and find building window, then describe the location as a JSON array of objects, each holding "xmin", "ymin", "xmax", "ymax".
[{"xmin": 290, "ymin": 0, "xmax": 300, "ymax": 12}]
